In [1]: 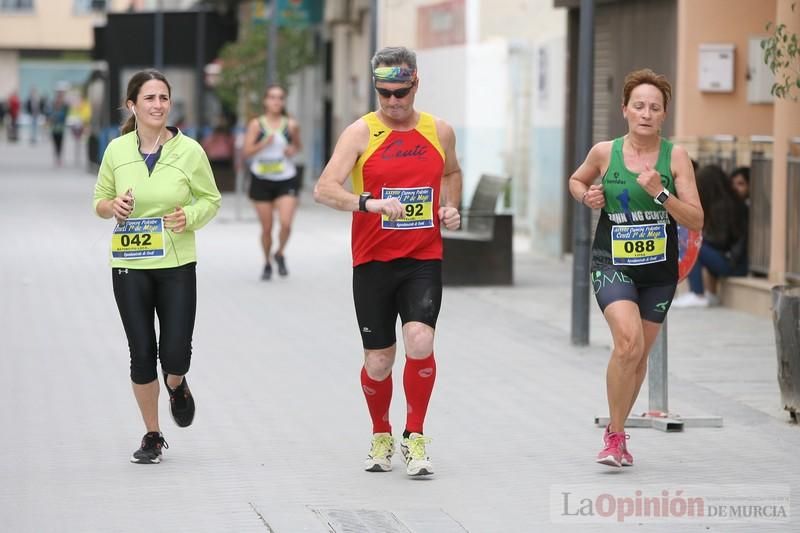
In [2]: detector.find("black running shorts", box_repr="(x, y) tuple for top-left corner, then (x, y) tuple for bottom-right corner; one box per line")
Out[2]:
(352, 258), (443, 350)
(592, 267), (677, 323)
(248, 175), (299, 202)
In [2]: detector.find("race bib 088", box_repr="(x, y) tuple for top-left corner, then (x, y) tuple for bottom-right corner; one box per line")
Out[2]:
(611, 223), (667, 266)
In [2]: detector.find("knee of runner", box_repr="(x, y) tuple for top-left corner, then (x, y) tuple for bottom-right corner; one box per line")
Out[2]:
(129, 348), (158, 384)
(364, 355), (393, 378)
(158, 345), (192, 377)
(612, 334), (644, 363)
(130, 365), (158, 385)
(404, 326), (435, 356)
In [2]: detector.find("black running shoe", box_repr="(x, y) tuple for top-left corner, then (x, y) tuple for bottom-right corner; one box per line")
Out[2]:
(163, 373), (195, 427)
(261, 263), (272, 281)
(274, 254), (288, 277)
(130, 432), (168, 464)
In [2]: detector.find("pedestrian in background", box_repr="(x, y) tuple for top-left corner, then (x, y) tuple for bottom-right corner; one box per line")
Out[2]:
(92, 69), (221, 464)
(242, 85), (301, 280)
(314, 46), (462, 477)
(568, 68), (703, 468)
(48, 88), (68, 166)
(26, 88), (44, 144)
(672, 164), (748, 308)
(7, 90), (20, 142)
(729, 166), (750, 204)
(0, 99), (6, 141)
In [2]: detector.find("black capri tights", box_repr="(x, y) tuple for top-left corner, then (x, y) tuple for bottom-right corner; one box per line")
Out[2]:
(112, 262), (197, 384)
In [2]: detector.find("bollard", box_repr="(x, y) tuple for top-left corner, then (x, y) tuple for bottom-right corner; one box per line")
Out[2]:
(772, 285), (800, 421)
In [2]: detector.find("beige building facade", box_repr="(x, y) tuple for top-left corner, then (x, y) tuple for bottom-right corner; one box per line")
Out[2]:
(675, 0), (799, 314)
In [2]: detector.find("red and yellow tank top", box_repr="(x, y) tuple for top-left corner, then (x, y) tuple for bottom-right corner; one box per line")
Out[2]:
(351, 111), (446, 266)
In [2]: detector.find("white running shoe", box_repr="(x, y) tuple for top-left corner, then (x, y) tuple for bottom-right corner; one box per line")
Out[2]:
(400, 433), (434, 477)
(705, 292), (721, 307)
(364, 433), (395, 472)
(671, 292), (709, 308)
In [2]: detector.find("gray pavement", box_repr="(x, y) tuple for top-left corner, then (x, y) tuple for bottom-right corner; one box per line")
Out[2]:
(0, 139), (798, 532)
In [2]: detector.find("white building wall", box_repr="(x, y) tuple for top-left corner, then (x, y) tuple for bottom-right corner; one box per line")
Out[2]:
(414, 40), (509, 205)
(377, 0), (567, 257)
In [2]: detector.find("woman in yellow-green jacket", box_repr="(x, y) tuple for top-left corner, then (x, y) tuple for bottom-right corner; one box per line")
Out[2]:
(93, 69), (221, 464)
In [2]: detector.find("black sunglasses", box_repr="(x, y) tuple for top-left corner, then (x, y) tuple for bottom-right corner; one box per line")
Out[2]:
(375, 82), (415, 99)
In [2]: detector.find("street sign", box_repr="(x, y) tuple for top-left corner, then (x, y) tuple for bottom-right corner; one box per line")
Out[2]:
(276, 0), (322, 28)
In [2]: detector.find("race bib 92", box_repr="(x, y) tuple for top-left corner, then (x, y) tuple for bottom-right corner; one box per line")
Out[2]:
(381, 187), (434, 230)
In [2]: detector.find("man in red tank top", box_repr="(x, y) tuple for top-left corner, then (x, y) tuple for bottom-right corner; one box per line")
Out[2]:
(314, 46), (462, 477)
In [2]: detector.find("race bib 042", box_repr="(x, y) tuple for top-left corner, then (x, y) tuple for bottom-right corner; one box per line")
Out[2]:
(112, 217), (165, 259)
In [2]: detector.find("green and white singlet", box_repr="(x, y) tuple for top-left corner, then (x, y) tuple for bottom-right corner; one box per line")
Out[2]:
(590, 136), (679, 286)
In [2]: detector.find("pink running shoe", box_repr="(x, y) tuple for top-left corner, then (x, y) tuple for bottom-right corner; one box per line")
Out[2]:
(603, 425), (634, 466)
(621, 442), (634, 467)
(596, 427), (628, 467)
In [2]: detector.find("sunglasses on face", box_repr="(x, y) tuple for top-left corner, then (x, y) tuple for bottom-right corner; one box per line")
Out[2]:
(374, 82), (415, 99)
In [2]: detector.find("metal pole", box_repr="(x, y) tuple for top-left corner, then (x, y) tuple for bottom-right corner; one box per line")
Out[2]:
(154, 0), (164, 69)
(570, 0), (594, 346)
(268, 0), (278, 85)
(648, 318), (669, 414)
(369, 0), (378, 110)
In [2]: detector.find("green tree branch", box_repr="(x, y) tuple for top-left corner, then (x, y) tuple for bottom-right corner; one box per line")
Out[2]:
(762, 2), (800, 100)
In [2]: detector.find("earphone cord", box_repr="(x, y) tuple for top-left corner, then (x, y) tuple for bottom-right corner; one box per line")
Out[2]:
(133, 111), (161, 166)
(131, 109), (179, 265)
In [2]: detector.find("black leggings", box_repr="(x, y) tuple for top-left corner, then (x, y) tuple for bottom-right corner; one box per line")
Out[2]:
(112, 262), (197, 384)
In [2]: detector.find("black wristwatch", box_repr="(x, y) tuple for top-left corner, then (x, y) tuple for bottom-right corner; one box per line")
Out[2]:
(653, 189), (670, 206)
(358, 191), (372, 212)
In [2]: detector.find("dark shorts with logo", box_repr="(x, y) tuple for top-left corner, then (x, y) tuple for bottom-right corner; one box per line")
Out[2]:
(592, 266), (677, 323)
(248, 175), (299, 202)
(352, 258), (442, 350)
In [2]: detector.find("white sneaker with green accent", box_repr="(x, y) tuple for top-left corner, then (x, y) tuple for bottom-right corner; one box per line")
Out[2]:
(364, 433), (395, 472)
(400, 433), (434, 476)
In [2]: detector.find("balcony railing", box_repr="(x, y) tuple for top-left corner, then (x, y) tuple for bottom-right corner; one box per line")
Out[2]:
(696, 134), (738, 174)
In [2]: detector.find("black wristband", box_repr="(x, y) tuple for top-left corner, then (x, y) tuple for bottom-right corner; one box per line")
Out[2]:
(358, 192), (372, 212)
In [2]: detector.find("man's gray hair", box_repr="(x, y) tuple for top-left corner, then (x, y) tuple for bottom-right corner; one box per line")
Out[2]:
(370, 46), (417, 71)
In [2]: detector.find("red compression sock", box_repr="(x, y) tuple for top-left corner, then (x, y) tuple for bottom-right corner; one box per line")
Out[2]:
(403, 353), (437, 434)
(361, 366), (392, 434)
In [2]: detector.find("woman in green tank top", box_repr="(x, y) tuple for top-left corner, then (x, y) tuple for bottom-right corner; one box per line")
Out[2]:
(568, 69), (703, 468)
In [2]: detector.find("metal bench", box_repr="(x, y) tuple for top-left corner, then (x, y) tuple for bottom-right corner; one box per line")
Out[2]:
(442, 174), (513, 286)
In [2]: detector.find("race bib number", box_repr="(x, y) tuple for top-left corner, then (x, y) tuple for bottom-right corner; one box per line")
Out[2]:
(611, 223), (667, 266)
(253, 159), (285, 176)
(112, 217), (165, 259)
(381, 187), (434, 230)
